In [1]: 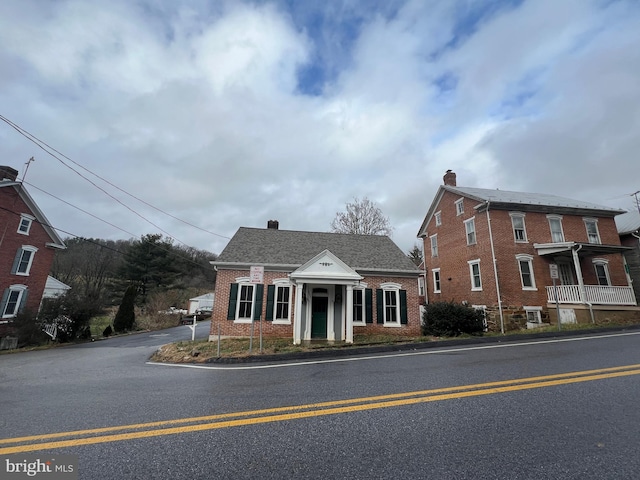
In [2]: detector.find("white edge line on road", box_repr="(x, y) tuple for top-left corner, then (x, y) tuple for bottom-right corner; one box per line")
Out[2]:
(145, 330), (640, 371)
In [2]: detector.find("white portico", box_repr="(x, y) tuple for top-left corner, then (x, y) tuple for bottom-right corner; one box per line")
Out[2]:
(289, 250), (363, 344)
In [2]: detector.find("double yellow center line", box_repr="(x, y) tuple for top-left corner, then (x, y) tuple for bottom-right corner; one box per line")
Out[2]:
(2, 364), (640, 454)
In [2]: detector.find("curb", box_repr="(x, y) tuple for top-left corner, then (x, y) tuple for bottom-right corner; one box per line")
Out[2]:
(202, 324), (640, 365)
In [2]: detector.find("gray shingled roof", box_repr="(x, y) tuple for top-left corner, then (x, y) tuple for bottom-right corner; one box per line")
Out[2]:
(446, 186), (625, 213)
(214, 227), (420, 273)
(615, 210), (640, 235)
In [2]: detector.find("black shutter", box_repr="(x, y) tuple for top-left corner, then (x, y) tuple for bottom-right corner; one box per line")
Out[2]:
(400, 290), (408, 324)
(10, 249), (22, 274)
(18, 289), (29, 313)
(0, 289), (9, 316)
(265, 285), (275, 321)
(365, 289), (373, 323)
(376, 289), (384, 324)
(253, 284), (264, 321)
(227, 283), (238, 320)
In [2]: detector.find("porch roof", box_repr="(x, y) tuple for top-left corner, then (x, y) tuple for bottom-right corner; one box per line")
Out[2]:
(533, 242), (631, 258)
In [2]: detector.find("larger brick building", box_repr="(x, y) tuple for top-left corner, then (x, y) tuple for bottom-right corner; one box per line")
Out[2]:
(418, 171), (638, 332)
(0, 165), (66, 338)
(209, 222), (422, 344)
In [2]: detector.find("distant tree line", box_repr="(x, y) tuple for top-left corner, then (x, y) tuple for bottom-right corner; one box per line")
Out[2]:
(32, 234), (218, 339)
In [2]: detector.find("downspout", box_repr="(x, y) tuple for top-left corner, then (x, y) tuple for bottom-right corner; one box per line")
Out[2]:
(485, 202), (504, 334)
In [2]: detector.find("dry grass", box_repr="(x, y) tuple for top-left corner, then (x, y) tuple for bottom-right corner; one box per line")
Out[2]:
(151, 334), (432, 363)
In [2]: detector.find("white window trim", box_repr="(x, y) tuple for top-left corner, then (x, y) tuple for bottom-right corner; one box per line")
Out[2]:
(583, 218), (601, 245)
(352, 284), (367, 325)
(17, 214), (35, 235)
(468, 260), (482, 291)
(14, 245), (38, 276)
(592, 259), (611, 286)
(509, 212), (528, 243)
(432, 268), (441, 293)
(547, 215), (565, 243)
(380, 282), (402, 327)
(516, 254), (537, 291)
(430, 234), (438, 258)
(234, 277), (255, 323)
(418, 277), (425, 297)
(1, 284), (28, 318)
(272, 278), (292, 324)
(455, 198), (464, 216)
(524, 306), (543, 323)
(434, 211), (442, 226)
(464, 217), (476, 245)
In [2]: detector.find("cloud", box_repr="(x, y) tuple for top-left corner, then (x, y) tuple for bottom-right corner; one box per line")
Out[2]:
(1, 0), (639, 258)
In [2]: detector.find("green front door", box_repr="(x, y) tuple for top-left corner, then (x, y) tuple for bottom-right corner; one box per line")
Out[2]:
(311, 296), (328, 339)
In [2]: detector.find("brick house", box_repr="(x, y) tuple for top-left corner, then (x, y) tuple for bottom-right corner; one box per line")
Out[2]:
(616, 210), (640, 301)
(0, 166), (66, 338)
(418, 171), (638, 332)
(209, 222), (422, 344)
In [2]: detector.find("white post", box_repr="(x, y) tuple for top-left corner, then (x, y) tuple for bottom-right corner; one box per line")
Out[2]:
(345, 284), (354, 344)
(293, 282), (304, 345)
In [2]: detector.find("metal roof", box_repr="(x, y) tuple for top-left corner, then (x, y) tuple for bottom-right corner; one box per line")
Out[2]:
(615, 210), (640, 235)
(214, 227), (420, 273)
(446, 186), (625, 213)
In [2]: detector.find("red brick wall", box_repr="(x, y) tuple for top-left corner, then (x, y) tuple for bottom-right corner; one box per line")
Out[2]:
(422, 191), (630, 330)
(0, 186), (58, 333)
(210, 268), (422, 339)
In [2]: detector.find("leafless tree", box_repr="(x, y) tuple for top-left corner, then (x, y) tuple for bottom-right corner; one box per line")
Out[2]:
(330, 197), (393, 236)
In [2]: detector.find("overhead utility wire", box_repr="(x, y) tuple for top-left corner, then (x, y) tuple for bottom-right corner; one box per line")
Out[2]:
(0, 114), (230, 241)
(0, 204), (217, 272)
(0, 115), (191, 247)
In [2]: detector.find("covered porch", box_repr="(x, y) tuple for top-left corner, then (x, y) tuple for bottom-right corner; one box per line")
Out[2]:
(534, 242), (636, 306)
(289, 250), (363, 345)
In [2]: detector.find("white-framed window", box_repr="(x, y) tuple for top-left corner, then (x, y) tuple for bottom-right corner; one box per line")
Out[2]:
(547, 215), (565, 243)
(380, 282), (401, 326)
(455, 198), (464, 216)
(432, 268), (441, 293)
(468, 260), (482, 291)
(12, 246), (38, 276)
(510, 213), (527, 242)
(1, 285), (28, 319)
(464, 217), (476, 245)
(230, 277), (255, 323)
(353, 288), (365, 324)
(418, 277), (425, 296)
(524, 306), (542, 323)
(17, 214), (34, 235)
(584, 218), (601, 244)
(434, 211), (442, 226)
(516, 254), (537, 290)
(430, 234), (438, 257)
(273, 280), (291, 323)
(593, 259), (611, 286)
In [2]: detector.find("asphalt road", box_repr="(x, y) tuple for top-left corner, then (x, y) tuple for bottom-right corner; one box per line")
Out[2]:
(2, 326), (640, 479)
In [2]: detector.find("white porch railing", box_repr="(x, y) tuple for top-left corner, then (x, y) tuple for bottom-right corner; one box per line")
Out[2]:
(546, 285), (637, 306)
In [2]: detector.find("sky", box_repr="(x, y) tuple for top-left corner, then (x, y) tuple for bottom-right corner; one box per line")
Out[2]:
(1, 0), (639, 257)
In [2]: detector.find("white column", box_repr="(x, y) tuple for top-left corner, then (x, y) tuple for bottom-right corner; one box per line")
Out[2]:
(572, 248), (586, 303)
(293, 282), (304, 344)
(345, 284), (354, 344)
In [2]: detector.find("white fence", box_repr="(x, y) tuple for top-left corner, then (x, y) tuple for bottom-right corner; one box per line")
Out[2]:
(546, 285), (636, 306)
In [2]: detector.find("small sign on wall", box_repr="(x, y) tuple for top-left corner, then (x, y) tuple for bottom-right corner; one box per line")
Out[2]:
(250, 266), (264, 284)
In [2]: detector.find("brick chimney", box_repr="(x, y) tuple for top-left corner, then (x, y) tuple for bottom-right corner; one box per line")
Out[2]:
(443, 170), (456, 186)
(0, 166), (18, 181)
(267, 220), (279, 230)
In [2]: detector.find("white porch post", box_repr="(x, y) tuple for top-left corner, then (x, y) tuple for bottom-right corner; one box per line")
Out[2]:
(345, 284), (354, 344)
(572, 247), (586, 303)
(293, 282), (304, 345)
